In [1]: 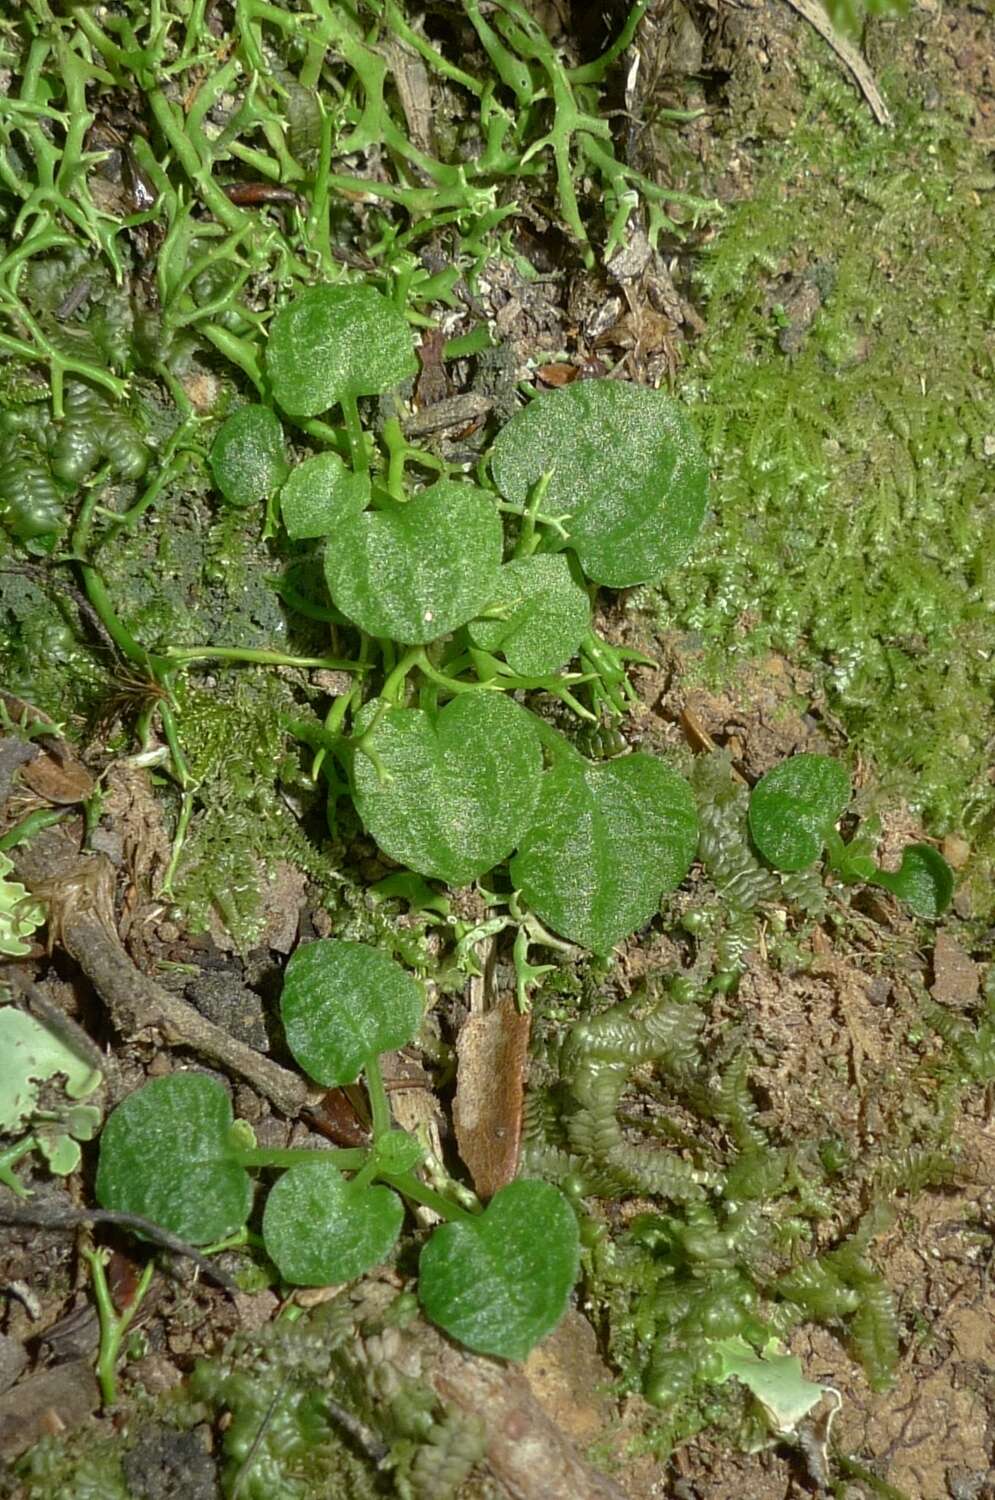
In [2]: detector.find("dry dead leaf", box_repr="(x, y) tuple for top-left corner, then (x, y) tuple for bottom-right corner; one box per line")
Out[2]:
(454, 995), (530, 1199)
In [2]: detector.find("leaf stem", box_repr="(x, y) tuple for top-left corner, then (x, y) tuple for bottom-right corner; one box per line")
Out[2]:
(232, 1146), (368, 1171)
(161, 647), (364, 671)
(339, 392), (370, 472)
(84, 1247), (156, 1407)
(379, 1171), (480, 1225)
(363, 1053), (392, 1141)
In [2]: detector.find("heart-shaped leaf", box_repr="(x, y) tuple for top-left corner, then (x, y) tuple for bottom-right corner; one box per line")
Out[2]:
(266, 284), (417, 418)
(210, 404), (289, 508)
(490, 379), (708, 587)
(280, 452), (370, 540)
(281, 939), (424, 1086)
(95, 1073), (252, 1244)
(351, 694), (543, 886)
(748, 754), (852, 872)
(872, 843), (953, 919)
(510, 751), (698, 954)
(418, 1179), (579, 1360)
(262, 1160), (403, 1285)
(324, 480), (503, 644)
(467, 554), (591, 675)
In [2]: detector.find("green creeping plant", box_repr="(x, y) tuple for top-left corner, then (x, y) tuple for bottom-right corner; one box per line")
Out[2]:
(202, 281), (713, 960)
(140, 285), (957, 974)
(748, 752), (954, 919)
(96, 939), (580, 1362)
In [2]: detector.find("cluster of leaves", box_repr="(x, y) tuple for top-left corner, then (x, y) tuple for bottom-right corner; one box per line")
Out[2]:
(0, 851), (45, 957)
(204, 285), (950, 970)
(201, 279), (711, 957)
(0, 0), (977, 1464)
(0, 992), (103, 1189)
(96, 939), (579, 1362)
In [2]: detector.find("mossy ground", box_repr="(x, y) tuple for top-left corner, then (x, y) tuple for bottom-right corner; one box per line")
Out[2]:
(659, 34), (994, 916)
(1, 4), (993, 1499)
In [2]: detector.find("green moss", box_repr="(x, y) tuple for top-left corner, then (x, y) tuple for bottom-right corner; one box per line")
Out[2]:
(9, 1435), (132, 1500)
(660, 60), (994, 898)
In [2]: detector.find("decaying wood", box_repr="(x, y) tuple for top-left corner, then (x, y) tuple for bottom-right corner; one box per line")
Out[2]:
(431, 1339), (629, 1500)
(12, 830), (310, 1117)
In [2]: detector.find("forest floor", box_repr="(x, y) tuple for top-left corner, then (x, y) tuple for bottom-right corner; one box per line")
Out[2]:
(0, 2), (993, 1498)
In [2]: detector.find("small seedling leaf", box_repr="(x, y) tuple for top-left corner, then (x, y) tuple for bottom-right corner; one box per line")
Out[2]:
(324, 480), (503, 644)
(280, 452), (370, 539)
(95, 1074), (252, 1244)
(490, 379), (708, 587)
(262, 1161), (404, 1285)
(372, 1129), (425, 1177)
(748, 754), (852, 872)
(280, 939), (424, 1086)
(266, 284), (417, 417)
(873, 843), (954, 919)
(418, 1179), (579, 1360)
(351, 694), (543, 886)
(467, 554), (591, 675)
(209, 404), (289, 508)
(510, 752), (698, 954)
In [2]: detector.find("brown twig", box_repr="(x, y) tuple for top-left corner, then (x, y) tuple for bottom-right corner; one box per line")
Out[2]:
(0, 1200), (239, 1294)
(780, 0), (892, 126)
(12, 832), (310, 1117)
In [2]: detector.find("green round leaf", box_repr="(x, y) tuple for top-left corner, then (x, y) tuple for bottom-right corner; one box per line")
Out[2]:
(281, 939), (424, 1086)
(95, 1074), (252, 1245)
(351, 694), (543, 886)
(209, 404), (289, 508)
(872, 844), (953, 919)
(748, 754), (852, 872)
(418, 1180), (579, 1361)
(510, 752), (698, 954)
(324, 480), (503, 644)
(263, 1161), (403, 1285)
(266, 284), (417, 418)
(490, 379), (708, 587)
(372, 1129), (425, 1177)
(280, 452), (370, 540)
(467, 554), (591, 675)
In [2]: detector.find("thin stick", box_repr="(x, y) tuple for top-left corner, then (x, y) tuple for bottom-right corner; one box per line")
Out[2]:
(0, 1201), (239, 1294)
(781, 0), (892, 126)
